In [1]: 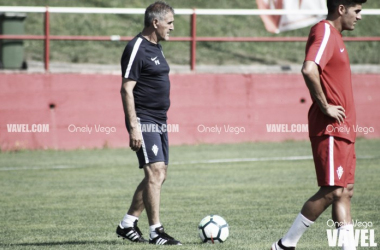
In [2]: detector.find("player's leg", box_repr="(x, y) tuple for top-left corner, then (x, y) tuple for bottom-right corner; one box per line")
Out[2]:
(271, 136), (327, 249)
(135, 122), (167, 228)
(272, 186), (352, 249)
(116, 120), (160, 243)
(124, 133), (174, 223)
(142, 161), (167, 226)
(116, 184), (148, 241)
(116, 179), (148, 243)
(332, 184), (354, 223)
(141, 124), (179, 245)
(331, 141), (356, 250)
(271, 187), (333, 250)
(332, 141), (355, 225)
(271, 136), (352, 249)
(301, 186), (341, 221)
(127, 179), (146, 217)
(143, 162), (181, 245)
(331, 185), (355, 250)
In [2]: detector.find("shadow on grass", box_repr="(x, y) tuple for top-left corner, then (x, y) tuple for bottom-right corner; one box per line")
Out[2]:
(2, 240), (205, 247)
(0, 240), (118, 247)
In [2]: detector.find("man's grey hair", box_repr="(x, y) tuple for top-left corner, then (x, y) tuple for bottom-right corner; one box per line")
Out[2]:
(144, 1), (174, 28)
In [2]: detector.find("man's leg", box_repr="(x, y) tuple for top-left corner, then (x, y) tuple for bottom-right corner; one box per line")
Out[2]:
(273, 186), (338, 249)
(142, 162), (181, 245)
(117, 179), (149, 243)
(332, 184), (354, 224)
(116, 162), (167, 243)
(120, 178), (146, 228)
(272, 136), (356, 250)
(120, 162), (166, 229)
(332, 139), (356, 250)
(333, 184), (355, 250)
(301, 186), (341, 221)
(119, 178), (146, 229)
(274, 185), (353, 250)
(123, 122), (167, 227)
(142, 161), (167, 226)
(126, 179), (147, 218)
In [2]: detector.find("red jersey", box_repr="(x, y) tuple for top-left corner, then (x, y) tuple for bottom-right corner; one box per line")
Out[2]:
(305, 20), (356, 142)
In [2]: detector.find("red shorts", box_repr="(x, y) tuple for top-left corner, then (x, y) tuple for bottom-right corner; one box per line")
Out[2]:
(310, 135), (356, 187)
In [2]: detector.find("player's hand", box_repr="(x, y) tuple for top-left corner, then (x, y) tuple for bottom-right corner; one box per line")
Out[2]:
(322, 104), (346, 124)
(129, 127), (142, 151)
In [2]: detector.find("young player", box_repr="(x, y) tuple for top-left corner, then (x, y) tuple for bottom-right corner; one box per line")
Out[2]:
(271, 0), (367, 249)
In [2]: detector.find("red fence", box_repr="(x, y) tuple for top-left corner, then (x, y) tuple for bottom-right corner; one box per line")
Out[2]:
(1, 6), (380, 71)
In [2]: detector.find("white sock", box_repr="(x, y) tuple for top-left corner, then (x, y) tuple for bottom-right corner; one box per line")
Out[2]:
(121, 214), (138, 228)
(339, 224), (356, 250)
(149, 223), (162, 239)
(281, 213), (314, 247)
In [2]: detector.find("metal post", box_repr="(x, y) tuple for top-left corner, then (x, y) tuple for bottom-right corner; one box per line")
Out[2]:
(190, 9), (196, 71)
(44, 6), (50, 71)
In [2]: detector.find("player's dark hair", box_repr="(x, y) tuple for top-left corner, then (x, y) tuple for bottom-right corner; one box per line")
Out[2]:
(144, 1), (174, 28)
(327, 0), (367, 14)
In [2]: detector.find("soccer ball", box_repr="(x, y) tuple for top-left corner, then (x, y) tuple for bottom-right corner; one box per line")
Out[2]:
(198, 215), (229, 243)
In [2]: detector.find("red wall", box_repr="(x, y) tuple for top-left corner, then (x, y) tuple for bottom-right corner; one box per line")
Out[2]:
(0, 73), (379, 150)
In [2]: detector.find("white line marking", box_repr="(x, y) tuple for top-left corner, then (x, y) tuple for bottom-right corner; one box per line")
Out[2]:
(171, 155), (374, 165)
(0, 155), (374, 171)
(0, 165), (82, 171)
(171, 155), (313, 165)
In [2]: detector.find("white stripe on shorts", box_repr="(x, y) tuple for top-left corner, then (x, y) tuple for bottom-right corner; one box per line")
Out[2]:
(137, 118), (149, 164)
(329, 136), (334, 186)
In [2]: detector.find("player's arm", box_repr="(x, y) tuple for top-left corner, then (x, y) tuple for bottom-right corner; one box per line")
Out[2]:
(301, 61), (346, 124)
(120, 78), (142, 151)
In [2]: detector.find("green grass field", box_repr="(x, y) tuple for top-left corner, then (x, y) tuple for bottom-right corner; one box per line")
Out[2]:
(1, 0), (380, 65)
(1, 139), (379, 249)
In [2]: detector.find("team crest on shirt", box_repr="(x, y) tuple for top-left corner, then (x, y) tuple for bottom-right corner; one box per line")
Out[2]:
(337, 166), (344, 179)
(152, 144), (159, 156)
